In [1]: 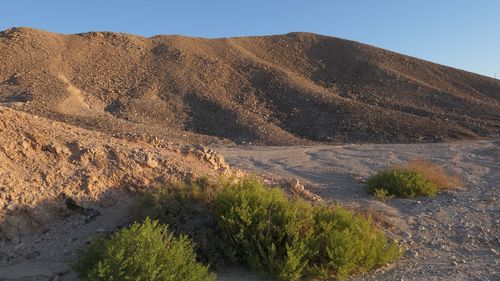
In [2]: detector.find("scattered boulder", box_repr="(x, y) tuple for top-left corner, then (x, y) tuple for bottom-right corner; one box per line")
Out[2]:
(61, 193), (100, 223)
(43, 143), (70, 156)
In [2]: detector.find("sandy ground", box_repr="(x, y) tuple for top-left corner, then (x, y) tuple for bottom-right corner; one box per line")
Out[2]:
(1, 140), (498, 280)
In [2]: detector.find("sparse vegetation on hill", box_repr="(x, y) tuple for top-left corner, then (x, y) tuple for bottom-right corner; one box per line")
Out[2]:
(138, 178), (402, 281)
(73, 218), (216, 281)
(367, 160), (461, 198)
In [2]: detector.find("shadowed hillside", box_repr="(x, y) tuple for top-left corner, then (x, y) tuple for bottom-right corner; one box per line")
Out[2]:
(1, 27), (499, 145)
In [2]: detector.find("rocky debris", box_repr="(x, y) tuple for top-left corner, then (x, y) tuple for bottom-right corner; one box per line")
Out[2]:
(130, 148), (162, 169)
(0, 106), (233, 240)
(182, 144), (231, 172)
(255, 175), (323, 202)
(43, 143), (70, 156)
(287, 179), (323, 202)
(145, 156), (159, 168)
(61, 193), (100, 223)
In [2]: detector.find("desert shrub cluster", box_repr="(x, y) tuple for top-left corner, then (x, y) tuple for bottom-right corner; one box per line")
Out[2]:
(134, 177), (401, 281)
(214, 179), (401, 280)
(73, 218), (216, 281)
(367, 160), (462, 199)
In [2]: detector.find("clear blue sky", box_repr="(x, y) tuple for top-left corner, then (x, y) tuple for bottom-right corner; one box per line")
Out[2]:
(1, 0), (499, 78)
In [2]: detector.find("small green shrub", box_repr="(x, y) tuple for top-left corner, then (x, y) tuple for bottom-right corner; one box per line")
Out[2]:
(214, 179), (314, 280)
(134, 179), (226, 264)
(310, 206), (401, 280)
(366, 170), (439, 198)
(373, 188), (394, 201)
(393, 160), (462, 189)
(73, 218), (216, 281)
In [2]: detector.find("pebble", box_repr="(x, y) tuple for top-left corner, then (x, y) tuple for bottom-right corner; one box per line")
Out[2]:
(95, 228), (106, 233)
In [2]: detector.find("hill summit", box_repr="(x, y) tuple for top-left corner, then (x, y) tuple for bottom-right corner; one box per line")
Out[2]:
(1, 27), (499, 145)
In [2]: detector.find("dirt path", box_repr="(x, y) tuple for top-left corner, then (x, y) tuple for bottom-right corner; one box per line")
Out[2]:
(217, 140), (500, 281)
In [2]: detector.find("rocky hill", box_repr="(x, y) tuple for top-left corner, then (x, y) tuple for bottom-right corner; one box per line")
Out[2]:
(1, 27), (499, 145)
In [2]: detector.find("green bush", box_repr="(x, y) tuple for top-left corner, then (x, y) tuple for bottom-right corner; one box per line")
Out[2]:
(366, 170), (439, 198)
(139, 178), (401, 281)
(214, 179), (314, 280)
(134, 179), (226, 264)
(73, 218), (216, 281)
(373, 188), (394, 201)
(214, 179), (401, 281)
(311, 206), (401, 280)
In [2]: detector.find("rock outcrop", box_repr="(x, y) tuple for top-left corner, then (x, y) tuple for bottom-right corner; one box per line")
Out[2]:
(0, 106), (231, 239)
